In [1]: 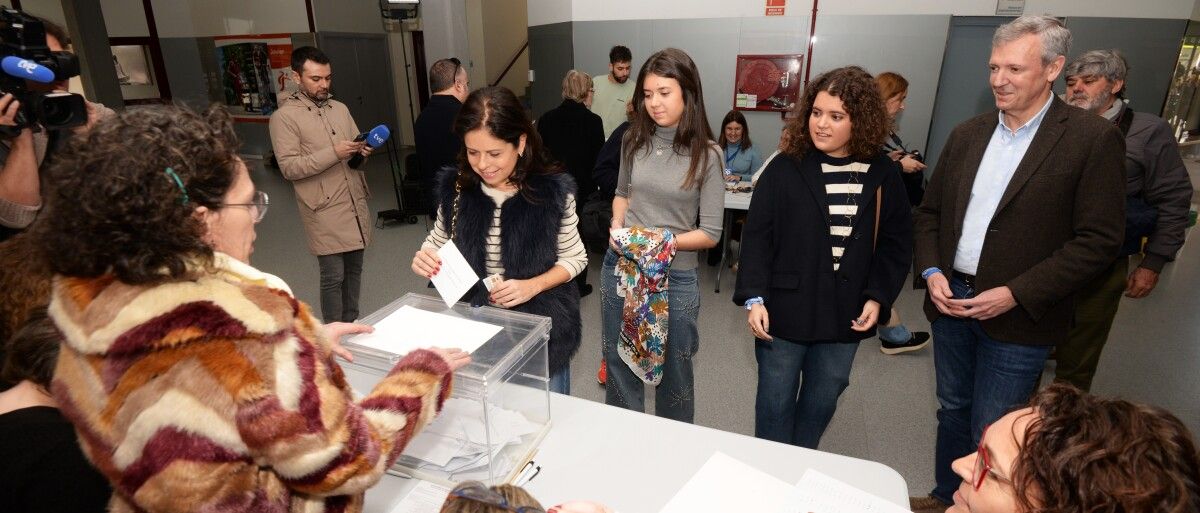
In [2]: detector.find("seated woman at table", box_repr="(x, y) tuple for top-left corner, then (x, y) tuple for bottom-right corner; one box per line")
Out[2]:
(411, 86), (586, 395)
(439, 482), (614, 513)
(938, 383), (1199, 513)
(733, 66), (912, 449)
(35, 104), (469, 513)
(718, 109), (764, 182)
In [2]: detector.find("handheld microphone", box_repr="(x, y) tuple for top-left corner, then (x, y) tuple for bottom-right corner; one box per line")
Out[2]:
(1, 56), (56, 83)
(349, 124), (391, 169)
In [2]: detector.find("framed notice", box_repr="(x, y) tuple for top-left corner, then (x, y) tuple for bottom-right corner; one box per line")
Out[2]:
(733, 54), (803, 112)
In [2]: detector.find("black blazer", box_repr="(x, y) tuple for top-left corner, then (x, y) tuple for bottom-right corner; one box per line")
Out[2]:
(537, 100), (605, 204)
(733, 151), (913, 342)
(414, 95), (463, 183)
(913, 97), (1126, 345)
(592, 121), (630, 203)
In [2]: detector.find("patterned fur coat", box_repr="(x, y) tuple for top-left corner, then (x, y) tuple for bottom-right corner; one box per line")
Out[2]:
(49, 253), (452, 513)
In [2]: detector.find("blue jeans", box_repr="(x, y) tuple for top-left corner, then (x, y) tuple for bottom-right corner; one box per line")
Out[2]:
(549, 365), (570, 395)
(755, 337), (859, 449)
(601, 249), (700, 423)
(930, 276), (1052, 503)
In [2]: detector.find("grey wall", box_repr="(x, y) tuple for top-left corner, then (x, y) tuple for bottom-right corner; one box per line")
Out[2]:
(554, 15), (949, 155)
(926, 16), (1188, 170)
(158, 32), (319, 157)
(529, 22), (574, 117)
(160, 38), (212, 110)
(1062, 17), (1188, 115)
(809, 15), (952, 158)
(925, 17), (1007, 170)
(569, 17), (811, 151)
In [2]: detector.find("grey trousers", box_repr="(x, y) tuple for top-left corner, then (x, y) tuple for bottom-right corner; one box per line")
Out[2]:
(317, 249), (364, 323)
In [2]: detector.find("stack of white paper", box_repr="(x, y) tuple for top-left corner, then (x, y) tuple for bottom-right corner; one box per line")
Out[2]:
(659, 452), (911, 513)
(349, 305), (501, 356)
(400, 397), (540, 481)
(784, 469), (911, 513)
(389, 480), (451, 513)
(658, 452), (795, 513)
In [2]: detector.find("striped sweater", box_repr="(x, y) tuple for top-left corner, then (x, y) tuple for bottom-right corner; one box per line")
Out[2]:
(820, 157), (870, 271)
(48, 253), (453, 513)
(422, 184), (587, 279)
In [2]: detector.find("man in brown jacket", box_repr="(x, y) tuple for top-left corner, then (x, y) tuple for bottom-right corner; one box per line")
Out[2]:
(269, 46), (372, 322)
(909, 16), (1126, 512)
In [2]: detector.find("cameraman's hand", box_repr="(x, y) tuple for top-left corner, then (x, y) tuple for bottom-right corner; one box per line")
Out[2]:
(71, 101), (105, 135)
(335, 140), (366, 160)
(899, 154), (926, 173)
(0, 94), (20, 127)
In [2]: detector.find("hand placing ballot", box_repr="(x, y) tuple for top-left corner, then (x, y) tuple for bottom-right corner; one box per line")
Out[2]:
(429, 240), (481, 308)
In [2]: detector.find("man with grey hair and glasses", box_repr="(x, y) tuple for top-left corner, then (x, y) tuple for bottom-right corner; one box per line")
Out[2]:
(911, 16), (1126, 512)
(1057, 49), (1193, 391)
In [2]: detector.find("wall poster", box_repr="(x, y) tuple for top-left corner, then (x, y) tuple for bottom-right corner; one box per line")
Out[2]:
(214, 34), (295, 118)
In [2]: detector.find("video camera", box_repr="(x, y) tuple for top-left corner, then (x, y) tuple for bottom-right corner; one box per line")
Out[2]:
(0, 6), (87, 132)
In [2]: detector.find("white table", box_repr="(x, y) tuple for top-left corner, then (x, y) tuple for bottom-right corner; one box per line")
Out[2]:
(715, 189), (753, 293)
(364, 393), (908, 513)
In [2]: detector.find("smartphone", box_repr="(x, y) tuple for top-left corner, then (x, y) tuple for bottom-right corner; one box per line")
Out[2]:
(351, 132), (368, 142)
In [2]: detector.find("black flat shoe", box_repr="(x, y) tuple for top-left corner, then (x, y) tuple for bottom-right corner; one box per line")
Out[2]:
(880, 331), (931, 355)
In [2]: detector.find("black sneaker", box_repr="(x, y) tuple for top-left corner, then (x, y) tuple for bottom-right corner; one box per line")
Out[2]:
(880, 332), (931, 355)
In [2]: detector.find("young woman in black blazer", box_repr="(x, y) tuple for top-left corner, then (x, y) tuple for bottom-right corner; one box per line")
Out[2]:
(732, 66), (912, 449)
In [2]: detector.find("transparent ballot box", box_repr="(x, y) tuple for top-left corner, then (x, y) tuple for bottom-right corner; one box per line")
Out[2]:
(339, 293), (552, 486)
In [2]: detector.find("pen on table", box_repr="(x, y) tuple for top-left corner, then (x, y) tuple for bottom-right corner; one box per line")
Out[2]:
(515, 462), (541, 486)
(512, 461), (534, 484)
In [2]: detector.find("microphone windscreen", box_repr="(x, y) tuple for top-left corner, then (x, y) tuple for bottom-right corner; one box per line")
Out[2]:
(1, 56), (56, 83)
(366, 124), (391, 148)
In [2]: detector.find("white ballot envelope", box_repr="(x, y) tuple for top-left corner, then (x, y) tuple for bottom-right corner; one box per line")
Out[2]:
(431, 240), (480, 308)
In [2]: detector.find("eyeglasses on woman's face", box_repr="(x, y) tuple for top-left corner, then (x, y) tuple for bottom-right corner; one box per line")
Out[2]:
(449, 483), (545, 513)
(219, 190), (269, 223)
(973, 424), (1013, 490)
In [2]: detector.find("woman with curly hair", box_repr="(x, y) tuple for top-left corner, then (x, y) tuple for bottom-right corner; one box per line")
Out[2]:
(35, 104), (469, 513)
(946, 383), (1199, 513)
(732, 66), (912, 448)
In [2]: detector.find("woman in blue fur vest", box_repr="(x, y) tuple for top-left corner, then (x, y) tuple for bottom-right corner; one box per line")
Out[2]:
(411, 86), (586, 394)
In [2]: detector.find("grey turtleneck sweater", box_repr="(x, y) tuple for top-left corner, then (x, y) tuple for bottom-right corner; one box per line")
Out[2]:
(615, 125), (725, 270)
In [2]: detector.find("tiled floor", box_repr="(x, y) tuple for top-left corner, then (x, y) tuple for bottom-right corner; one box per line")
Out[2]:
(248, 152), (1199, 497)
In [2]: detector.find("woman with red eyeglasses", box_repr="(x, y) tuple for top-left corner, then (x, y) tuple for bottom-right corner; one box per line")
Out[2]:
(944, 383), (1199, 513)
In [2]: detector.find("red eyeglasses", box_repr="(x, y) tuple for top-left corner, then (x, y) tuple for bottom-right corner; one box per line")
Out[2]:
(972, 424), (1012, 490)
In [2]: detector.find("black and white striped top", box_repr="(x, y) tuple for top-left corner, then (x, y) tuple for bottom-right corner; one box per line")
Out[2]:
(821, 160), (869, 271)
(421, 184), (588, 278)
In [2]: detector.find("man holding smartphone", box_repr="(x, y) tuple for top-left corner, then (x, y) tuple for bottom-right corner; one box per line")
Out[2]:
(269, 46), (373, 322)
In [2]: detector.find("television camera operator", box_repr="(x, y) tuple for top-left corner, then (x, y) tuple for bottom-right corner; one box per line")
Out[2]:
(0, 11), (113, 241)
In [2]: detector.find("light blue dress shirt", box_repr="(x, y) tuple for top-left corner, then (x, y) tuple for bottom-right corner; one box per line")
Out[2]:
(953, 94), (1055, 275)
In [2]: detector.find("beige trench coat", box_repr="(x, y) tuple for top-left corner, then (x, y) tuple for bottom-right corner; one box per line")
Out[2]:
(268, 92), (372, 256)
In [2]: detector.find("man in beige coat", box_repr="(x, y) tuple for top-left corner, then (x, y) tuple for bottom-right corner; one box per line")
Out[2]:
(269, 46), (373, 322)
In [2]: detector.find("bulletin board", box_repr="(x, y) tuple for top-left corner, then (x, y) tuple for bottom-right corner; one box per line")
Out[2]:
(733, 54), (803, 112)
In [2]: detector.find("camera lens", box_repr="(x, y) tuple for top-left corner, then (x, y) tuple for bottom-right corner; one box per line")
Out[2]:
(36, 92), (87, 130)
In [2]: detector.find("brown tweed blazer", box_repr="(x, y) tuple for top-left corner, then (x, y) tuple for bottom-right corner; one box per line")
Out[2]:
(913, 96), (1126, 345)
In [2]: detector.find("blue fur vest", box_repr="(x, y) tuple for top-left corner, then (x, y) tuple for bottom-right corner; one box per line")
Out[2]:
(435, 166), (582, 373)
